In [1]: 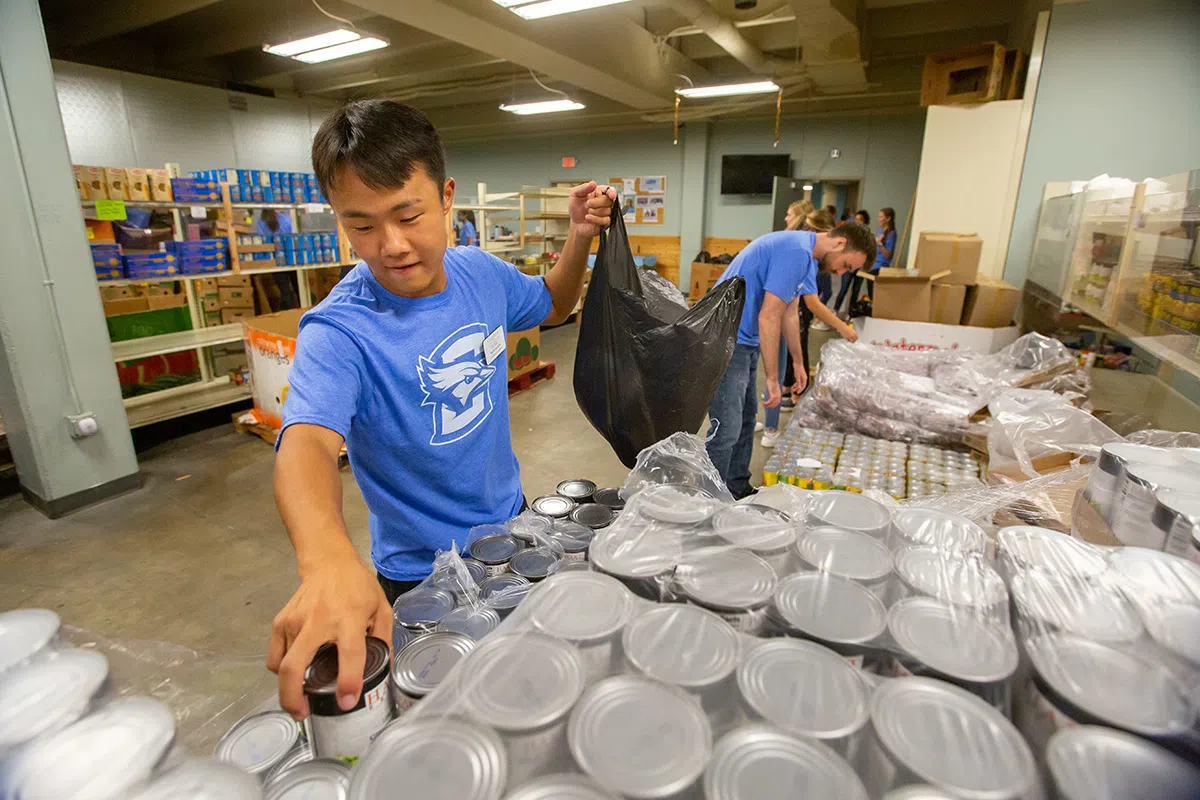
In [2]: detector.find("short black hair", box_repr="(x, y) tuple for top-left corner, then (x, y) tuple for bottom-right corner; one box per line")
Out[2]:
(312, 100), (446, 200)
(831, 221), (877, 267)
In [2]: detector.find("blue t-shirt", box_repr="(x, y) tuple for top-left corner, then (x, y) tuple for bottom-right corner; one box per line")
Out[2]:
(716, 230), (818, 347)
(874, 228), (896, 269)
(279, 248), (552, 580)
(458, 220), (476, 247)
(256, 214), (293, 237)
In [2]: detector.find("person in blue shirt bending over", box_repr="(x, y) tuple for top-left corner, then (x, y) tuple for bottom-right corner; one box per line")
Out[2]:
(457, 209), (477, 247)
(707, 222), (875, 499)
(267, 100), (615, 721)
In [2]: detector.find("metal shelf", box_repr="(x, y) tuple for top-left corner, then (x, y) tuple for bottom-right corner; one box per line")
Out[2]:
(110, 324), (244, 362)
(82, 200), (329, 211)
(97, 260), (357, 287)
(124, 378), (251, 428)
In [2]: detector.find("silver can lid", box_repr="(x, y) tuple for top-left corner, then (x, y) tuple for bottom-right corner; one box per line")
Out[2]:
(996, 526), (1107, 577)
(558, 479), (598, 500)
(550, 518), (597, 550)
(797, 526), (893, 582)
(676, 548), (778, 610)
(593, 487), (626, 511)
(11, 696), (176, 800)
(1125, 462), (1200, 492)
(1026, 633), (1195, 736)
(132, 759), (263, 800)
(392, 631), (476, 698)
(0, 648), (109, 750)
(1145, 602), (1200, 666)
(527, 571), (632, 642)
(505, 773), (618, 800)
(1153, 490), (1200, 536)
(478, 573), (531, 609)
(738, 639), (870, 739)
(711, 503), (796, 552)
(1108, 547), (1200, 604)
(430, 560), (486, 594)
(350, 718), (506, 800)
(459, 632), (585, 731)
(436, 605), (501, 640)
(0, 608), (60, 673)
(894, 546), (1007, 609)
(568, 675), (712, 799)
(1046, 725), (1200, 800)
(636, 483), (723, 524)
(263, 739), (313, 783)
(1010, 571), (1143, 643)
(887, 597), (1018, 683)
(215, 710), (302, 775)
(588, 528), (681, 578)
(806, 491), (891, 533)
(570, 503), (615, 530)
(622, 604), (740, 689)
(704, 725), (868, 800)
(532, 493), (576, 518)
(392, 587), (455, 630)
(265, 758), (351, 800)
(771, 571), (886, 644)
(871, 678), (1037, 799)
(470, 533), (523, 564)
(891, 508), (987, 554)
(511, 547), (561, 580)
(881, 787), (961, 800)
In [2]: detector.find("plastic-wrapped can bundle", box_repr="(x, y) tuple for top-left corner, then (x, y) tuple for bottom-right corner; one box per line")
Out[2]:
(892, 546), (1008, 616)
(806, 491), (892, 539)
(526, 571), (633, 683)
(567, 675), (711, 799)
(704, 725), (869, 800)
(215, 709), (304, 781)
(1009, 571), (1143, 644)
(429, 559), (487, 602)
(264, 758), (350, 800)
(1085, 442), (1184, 523)
(134, 759), (263, 800)
(0, 609), (61, 674)
(391, 632), (475, 713)
(349, 718), (507, 800)
(1110, 463), (1200, 549)
(393, 588), (455, 639)
(477, 573), (532, 619)
(710, 503), (797, 577)
(860, 678), (1040, 799)
(769, 571), (887, 671)
(1153, 490), (1200, 559)
(995, 526), (1107, 585)
(622, 604), (741, 732)
(675, 548), (777, 635)
(885, 597), (1019, 715)
(796, 526), (893, 602)
(0, 648), (109, 754)
(1016, 634), (1197, 762)
(458, 633), (586, 788)
(437, 605), (501, 640)
(469, 532), (524, 576)
(1045, 725), (1200, 800)
(589, 526), (680, 601)
(888, 508), (988, 555)
(505, 773), (618, 799)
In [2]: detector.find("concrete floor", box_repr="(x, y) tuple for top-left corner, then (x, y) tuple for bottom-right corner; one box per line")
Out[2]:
(1, 324), (1197, 750)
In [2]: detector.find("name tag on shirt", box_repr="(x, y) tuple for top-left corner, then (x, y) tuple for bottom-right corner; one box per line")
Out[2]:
(483, 326), (506, 365)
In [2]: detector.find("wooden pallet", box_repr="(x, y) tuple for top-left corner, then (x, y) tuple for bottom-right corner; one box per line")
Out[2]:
(232, 412), (349, 469)
(508, 361), (556, 395)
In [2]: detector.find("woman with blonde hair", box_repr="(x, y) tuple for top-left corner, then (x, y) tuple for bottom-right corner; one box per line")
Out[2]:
(784, 199), (814, 231)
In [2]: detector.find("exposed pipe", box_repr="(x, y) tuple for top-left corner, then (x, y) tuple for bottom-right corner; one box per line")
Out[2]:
(670, 0), (798, 76)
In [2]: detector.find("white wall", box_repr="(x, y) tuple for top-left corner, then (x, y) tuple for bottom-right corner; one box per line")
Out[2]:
(52, 60), (335, 174)
(905, 101), (1025, 278)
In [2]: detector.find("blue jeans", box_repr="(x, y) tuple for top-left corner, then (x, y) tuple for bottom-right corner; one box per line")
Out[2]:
(706, 344), (759, 499)
(762, 336), (788, 431)
(817, 272), (832, 304)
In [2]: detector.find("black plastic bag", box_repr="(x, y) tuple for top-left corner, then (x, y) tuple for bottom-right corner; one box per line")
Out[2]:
(574, 201), (746, 467)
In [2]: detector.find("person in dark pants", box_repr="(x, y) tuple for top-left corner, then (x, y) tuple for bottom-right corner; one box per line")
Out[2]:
(259, 209), (300, 309)
(706, 223), (875, 498)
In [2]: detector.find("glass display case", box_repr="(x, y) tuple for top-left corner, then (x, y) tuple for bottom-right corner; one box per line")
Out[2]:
(1065, 180), (1139, 319)
(1027, 190), (1083, 300)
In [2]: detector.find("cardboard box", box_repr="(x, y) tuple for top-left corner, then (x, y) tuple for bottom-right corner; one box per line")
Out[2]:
(961, 277), (1021, 328)
(913, 232), (982, 285)
(203, 310), (222, 328)
(1071, 487), (1121, 547)
(217, 275), (252, 288)
(146, 284), (173, 297)
(221, 308), (255, 324)
(202, 297), (220, 312)
(127, 168), (150, 201)
(149, 168), (173, 202)
(81, 166), (109, 200)
(930, 284), (967, 325)
(854, 316), (1020, 354)
(507, 328), (541, 381)
(73, 165), (91, 200)
(689, 262), (724, 302)
(147, 292), (187, 310)
(100, 286), (134, 301)
(196, 278), (219, 296)
(871, 268), (938, 323)
(218, 286), (255, 308)
(103, 297), (149, 317)
(243, 309), (305, 428)
(104, 167), (130, 201)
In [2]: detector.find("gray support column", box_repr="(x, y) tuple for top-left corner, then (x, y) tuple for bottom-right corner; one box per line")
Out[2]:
(0, 0), (140, 517)
(678, 121), (711, 292)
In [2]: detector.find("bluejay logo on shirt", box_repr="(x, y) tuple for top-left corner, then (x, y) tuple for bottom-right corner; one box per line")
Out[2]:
(417, 323), (496, 446)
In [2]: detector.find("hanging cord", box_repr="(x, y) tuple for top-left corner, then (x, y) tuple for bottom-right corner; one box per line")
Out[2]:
(773, 88), (782, 147)
(673, 95), (681, 145)
(310, 0), (356, 29)
(529, 70), (570, 99)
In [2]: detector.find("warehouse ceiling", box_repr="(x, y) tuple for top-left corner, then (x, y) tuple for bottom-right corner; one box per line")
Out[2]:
(37, 0), (1046, 140)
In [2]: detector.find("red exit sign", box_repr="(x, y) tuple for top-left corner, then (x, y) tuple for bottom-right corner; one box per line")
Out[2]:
(561, 157), (576, 168)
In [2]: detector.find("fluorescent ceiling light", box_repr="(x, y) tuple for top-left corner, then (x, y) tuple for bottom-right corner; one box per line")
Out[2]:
(500, 99), (586, 115)
(802, 184), (814, 191)
(676, 80), (780, 98)
(293, 37), (388, 63)
(263, 29), (359, 58)
(498, 0), (632, 21)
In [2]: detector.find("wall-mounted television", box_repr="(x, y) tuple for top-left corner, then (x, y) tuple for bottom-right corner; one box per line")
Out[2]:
(721, 154), (791, 195)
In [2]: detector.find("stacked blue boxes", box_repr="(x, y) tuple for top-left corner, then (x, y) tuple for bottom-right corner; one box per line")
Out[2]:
(168, 238), (228, 275)
(92, 244), (123, 280)
(270, 233), (339, 266)
(171, 178), (221, 203)
(190, 170), (326, 205)
(123, 252), (179, 279)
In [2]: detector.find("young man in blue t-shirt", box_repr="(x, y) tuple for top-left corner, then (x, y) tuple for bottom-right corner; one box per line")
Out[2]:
(707, 223), (876, 498)
(267, 100), (615, 720)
